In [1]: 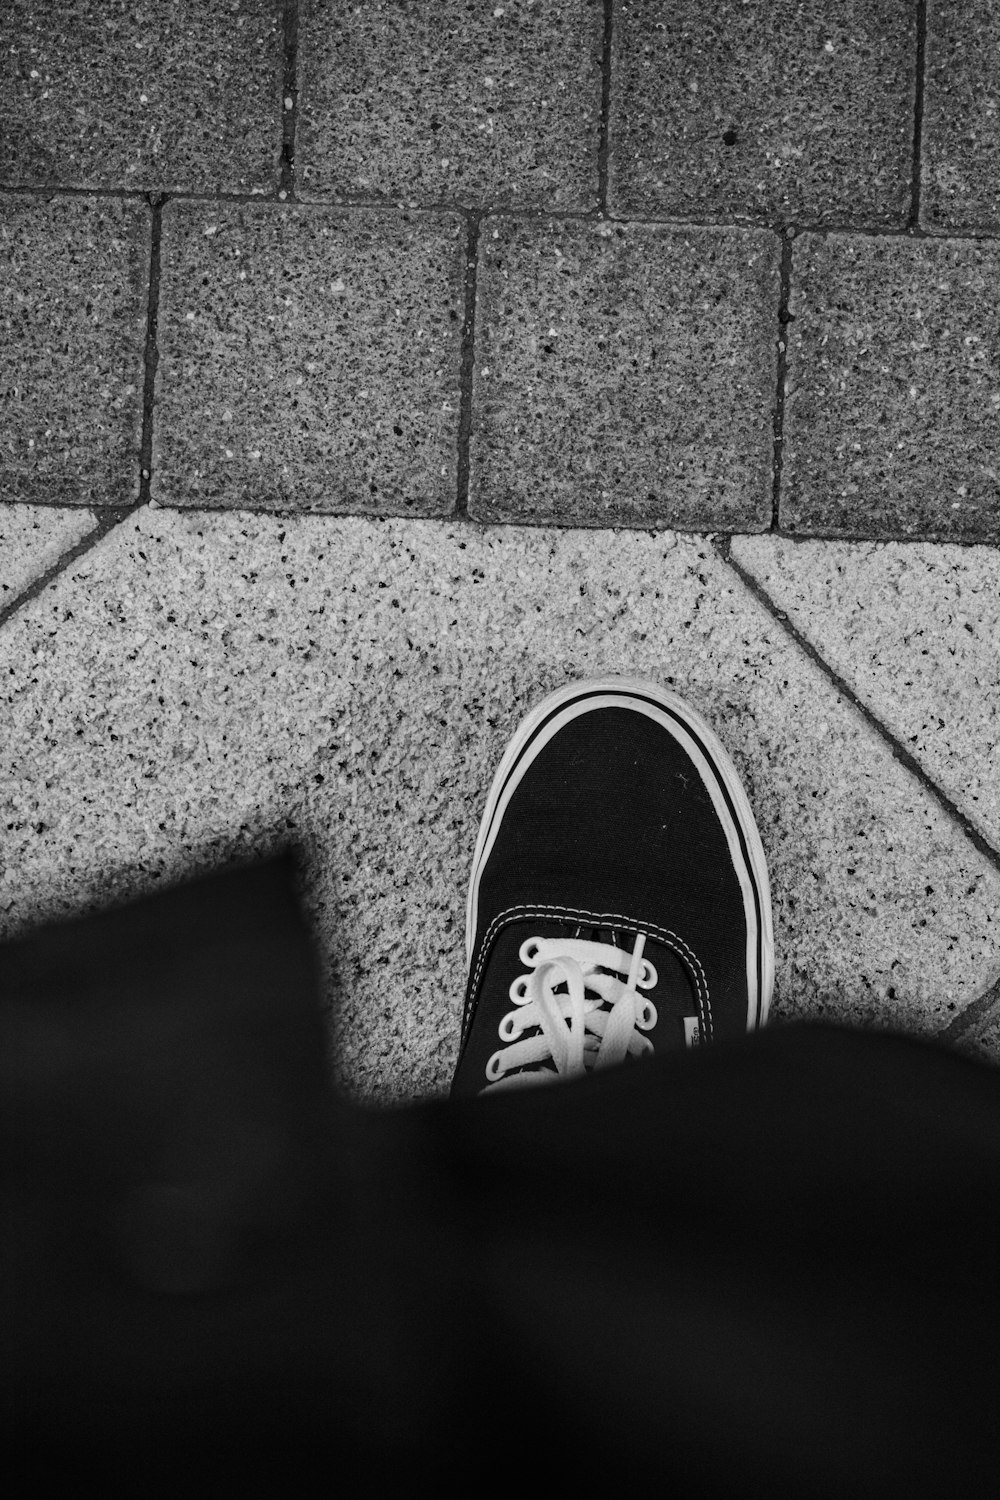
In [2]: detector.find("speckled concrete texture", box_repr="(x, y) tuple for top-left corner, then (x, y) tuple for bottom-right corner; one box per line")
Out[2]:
(152, 201), (465, 513)
(0, 0), (284, 194)
(1, 513), (997, 1106)
(0, 503), (96, 607)
(608, 0), (916, 227)
(783, 233), (1000, 541)
(469, 219), (778, 530)
(922, 0), (1000, 233)
(296, 0), (605, 210)
(731, 535), (1000, 850)
(0, 194), (148, 505)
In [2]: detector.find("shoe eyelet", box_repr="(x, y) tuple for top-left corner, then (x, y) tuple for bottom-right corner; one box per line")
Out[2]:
(509, 977), (529, 1003)
(499, 1015), (520, 1041)
(519, 938), (542, 965)
(486, 1051), (504, 1080)
(639, 960), (657, 988)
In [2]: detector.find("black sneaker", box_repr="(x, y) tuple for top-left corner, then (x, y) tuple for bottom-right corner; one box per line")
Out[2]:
(450, 676), (774, 1099)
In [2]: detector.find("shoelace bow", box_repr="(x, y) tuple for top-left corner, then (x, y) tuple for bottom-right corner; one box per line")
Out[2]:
(482, 932), (658, 1093)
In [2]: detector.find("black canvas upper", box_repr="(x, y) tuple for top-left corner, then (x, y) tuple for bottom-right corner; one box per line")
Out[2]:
(451, 691), (765, 1100)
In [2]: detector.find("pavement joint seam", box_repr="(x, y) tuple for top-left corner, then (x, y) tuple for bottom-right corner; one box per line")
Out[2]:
(455, 214), (482, 519)
(0, 512), (131, 634)
(279, 0), (300, 202)
(1, 513), (996, 639)
(938, 968), (1000, 1046)
(137, 193), (165, 508)
(767, 527), (994, 550)
(4, 180), (1000, 245)
(714, 534), (1000, 879)
(717, 528), (1000, 1031)
(771, 233), (793, 531)
(598, 0), (614, 214)
(911, 0), (928, 228)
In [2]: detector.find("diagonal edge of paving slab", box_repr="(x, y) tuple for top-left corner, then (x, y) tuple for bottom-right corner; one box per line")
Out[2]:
(729, 535), (1000, 855)
(0, 504), (101, 615)
(1, 511), (998, 1107)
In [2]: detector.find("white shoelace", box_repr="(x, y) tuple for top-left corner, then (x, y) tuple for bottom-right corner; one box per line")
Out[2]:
(481, 932), (659, 1094)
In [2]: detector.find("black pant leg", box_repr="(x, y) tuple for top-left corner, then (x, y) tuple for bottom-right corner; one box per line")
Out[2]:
(401, 1020), (1000, 1496)
(3, 849), (999, 1495)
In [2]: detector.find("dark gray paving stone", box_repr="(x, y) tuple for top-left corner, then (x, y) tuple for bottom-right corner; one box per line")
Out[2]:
(152, 201), (466, 513)
(468, 217), (780, 531)
(295, 0), (604, 210)
(608, 0), (916, 228)
(921, 0), (1000, 233)
(0, 194), (148, 505)
(783, 231), (1000, 541)
(1, 0), (283, 194)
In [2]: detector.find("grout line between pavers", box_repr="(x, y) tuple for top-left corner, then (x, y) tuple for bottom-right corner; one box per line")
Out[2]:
(911, 0), (928, 229)
(279, 0), (300, 201)
(0, 512), (134, 633)
(137, 192), (165, 505)
(766, 526), (993, 550)
(938, 967), (1000, 1045)
(597, 0), (614, 215)
(771, 231), (793, 530)
(3, 183), (1000, 245)
(455, 213), (482, 518)
(714, 534), (1000, 878)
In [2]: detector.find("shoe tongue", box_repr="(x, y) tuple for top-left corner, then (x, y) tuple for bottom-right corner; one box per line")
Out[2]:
(531, 919), (697, 1016)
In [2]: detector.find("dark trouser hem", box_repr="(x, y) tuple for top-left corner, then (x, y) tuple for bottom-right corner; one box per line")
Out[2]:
(3, 850), (999, 1494)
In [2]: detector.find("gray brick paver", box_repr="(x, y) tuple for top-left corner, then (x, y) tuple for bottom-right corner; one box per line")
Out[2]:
(152, 201), (466, 514)
(785, 231), (1000, 542)
(470, 217), (780, 531)
(0, 194), (148, 506)
(296, 0), (604, 211)
(922, 0), (1000, 234)
(0, 0), (284, 195)
(609, 0), (916, 229)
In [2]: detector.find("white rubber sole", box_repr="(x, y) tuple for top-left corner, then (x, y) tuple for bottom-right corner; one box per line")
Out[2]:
(466, 675), (775, 1033)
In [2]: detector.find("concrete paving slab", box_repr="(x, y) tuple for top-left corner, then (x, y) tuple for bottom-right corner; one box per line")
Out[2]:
(921, 0), (1000, 233)
(784, 231), (1000, 542)
(1, 512), (997, 1107)
(469, 218), (779, 531)
(0, 194), (148, 505)
(955, 985), (1000, 1065)
(0, 0), (283, 194)
(730, 535), (1000, 852)
(296, 0), (604, 210)
(608, 0), (915, 227)
(152, 201), (465, 514)
(0, 503), (97, 607)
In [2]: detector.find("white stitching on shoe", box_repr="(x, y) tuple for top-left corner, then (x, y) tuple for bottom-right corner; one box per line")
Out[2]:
(466, 903), (713, 1043)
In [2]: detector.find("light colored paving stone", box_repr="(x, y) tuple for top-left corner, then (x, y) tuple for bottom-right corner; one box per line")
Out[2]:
(0, 503), (97, 607)
(1, 513), (998, 1109)
(730, 535), (1000, 852)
